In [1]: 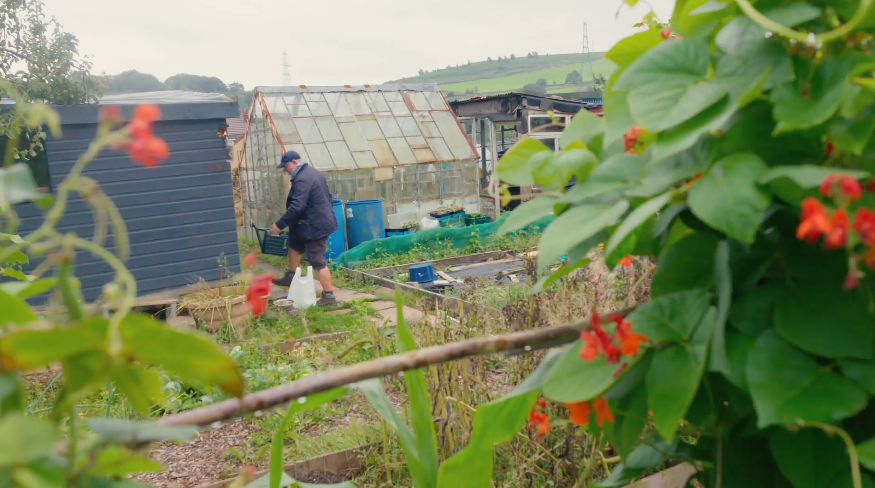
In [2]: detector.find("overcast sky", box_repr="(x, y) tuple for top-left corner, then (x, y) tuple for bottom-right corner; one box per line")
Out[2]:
(42, 0), (673, 89)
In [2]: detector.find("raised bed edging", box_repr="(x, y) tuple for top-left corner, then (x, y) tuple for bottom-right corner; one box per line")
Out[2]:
(367, 250), (512, 276)
(627, 463), (698, 488)
(195, 443), (378, 488)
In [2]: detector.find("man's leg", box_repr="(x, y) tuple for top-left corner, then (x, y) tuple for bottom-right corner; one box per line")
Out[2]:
(272, 241), (304, 287)
(306, 238), (336, 306)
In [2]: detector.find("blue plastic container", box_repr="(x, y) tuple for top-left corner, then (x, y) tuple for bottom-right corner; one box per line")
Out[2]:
(345, 199), (385, 249)
(385, 228), (412, 238)
(430, 209), (465, 224)
(325, 198), (347, 261)
(409, 263), (436, 283)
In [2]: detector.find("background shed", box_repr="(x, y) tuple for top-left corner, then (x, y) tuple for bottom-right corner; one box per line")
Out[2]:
(239, 84), (482, 242)
(5, 91), (240, 304)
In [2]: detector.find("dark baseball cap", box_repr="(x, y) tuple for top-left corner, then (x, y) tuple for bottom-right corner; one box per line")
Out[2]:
(277, 150), (301, 168)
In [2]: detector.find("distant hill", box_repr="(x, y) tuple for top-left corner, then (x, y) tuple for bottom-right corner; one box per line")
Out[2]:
(388, 52), (613, 95)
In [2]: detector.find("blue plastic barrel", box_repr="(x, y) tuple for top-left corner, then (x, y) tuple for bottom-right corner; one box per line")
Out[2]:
(345, 199), (385, 249)
(326, 198), (346, 261)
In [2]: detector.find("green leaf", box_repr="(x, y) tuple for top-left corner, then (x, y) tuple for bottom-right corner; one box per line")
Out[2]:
(392, 291), (439, 488)
(537, 200), (628, 271)
(630, 81), (728, 133)
(840, 359), (875, 395)
(614, 38), (710, 93)
(498, 197), (558, 236)
(605, 29), (664, 68)
(603, 90), (635, 148)
(710, 241), (731, 377)
(716, 4), (821, 54)
(604, 386), (648, 458)
(0, 278), (57, 298)
(593, 436), (687, 487)
(562, 152), (648, 203)
(0, 164), (43, 205)
(559, 109), (604, 150)
(772, 54), (875, 134)
(527, 151), (560, 186)
(728, 284), (780, 337)
(357, 378), (436, 488)
(0, 288), (38, 328)
(87, 418), (198, 443)
(605, 192), (671, 257)
(747, 331), (868, 428)
(604, 222), (644, 270)
(859, 436), (875, 472)
(649, 95), (736, 162)
(646, 307), (714, 440)
(90, 446), (165, 476)
(771, 428), (870, 488)
(270, 388), (349, 488)
(496, 138), (548, 186)
(627, 289), (711, 343)
(651, 232), (721, 297)
(542, 342), (645, 403)
(775, 280), (873, 360)
(529, 257), (592, 294)
(111, 364), (164, 415)
(436, 350), (563, 488)
(0, 413), (56, 464)
(688, 154), (771, 243)
(759, 165), (869, 188)
(830, 108), (875, 155)
(630, 137), (715, 198)
(0, 317), (108, 372)
(56, 351), (112, 414)
(715, 39), (794, 91)
(553, 148), (597, 185)
(120, 313), (244, 397)
(724, 330), (754, 389)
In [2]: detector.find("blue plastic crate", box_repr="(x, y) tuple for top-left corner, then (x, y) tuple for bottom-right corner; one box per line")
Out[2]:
(409, 263), (436, 283)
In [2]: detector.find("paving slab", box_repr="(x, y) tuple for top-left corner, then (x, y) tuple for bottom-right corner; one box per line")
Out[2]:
(333, 289), (376, 303)
(376, 306), (424, 327)
(369, 300), (397, 311)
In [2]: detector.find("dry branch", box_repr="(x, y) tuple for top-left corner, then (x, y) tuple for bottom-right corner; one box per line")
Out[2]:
(157, 307), (635, 427)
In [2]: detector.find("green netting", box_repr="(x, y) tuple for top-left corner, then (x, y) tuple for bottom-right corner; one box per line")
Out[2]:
(334, 212), (553, 268)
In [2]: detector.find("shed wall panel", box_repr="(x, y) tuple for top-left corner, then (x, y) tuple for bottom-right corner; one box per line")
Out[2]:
(11, 118), (239, 304)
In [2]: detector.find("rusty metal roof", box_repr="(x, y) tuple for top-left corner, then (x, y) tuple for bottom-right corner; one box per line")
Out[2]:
(251, 84), (478, 171)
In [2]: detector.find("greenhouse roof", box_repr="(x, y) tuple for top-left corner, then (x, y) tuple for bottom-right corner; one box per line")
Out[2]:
(253, 84), (479, 171)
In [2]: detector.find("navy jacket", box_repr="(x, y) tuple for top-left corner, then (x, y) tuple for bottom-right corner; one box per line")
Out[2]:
(275, 164), (338, 242)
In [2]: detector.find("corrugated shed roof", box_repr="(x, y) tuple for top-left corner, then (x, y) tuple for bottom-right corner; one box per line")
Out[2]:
(226, 110), (247, 141)
(252, 84), (478, 171)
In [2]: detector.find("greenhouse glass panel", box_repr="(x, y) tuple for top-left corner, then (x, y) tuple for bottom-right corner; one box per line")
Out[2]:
(338, 122), (370, 152)
(289, 104), (311, 117)
(304, 143), (335, 169)
(369, 139), (397, 167)
(324, 92), (354, 116)
(273, 115), (302, 144)
(285, 93), (306, 105)
(263, 95), (286, 115)
(396, 116), (422, 137)
(357, 119), (385, 141)
(376, 115), (403, 138)
(425, 91), (448, 110)
(387, 137), (416, 165)
(389, 101), (410, 116)
(383, 92), (402, 101)
(307, 101), (332, 116)
(427, 138), (454, 161)
(367, 92), (391, 113)
(294, 117), (323, 144)
(352, 151), (378, 168)
(432, 111), (477, 160)
(315, 116), (343, 142)
(326, 141), (356, 169)
(302, 93), (325, 102)
(345, 93), (372, 115)
(418, 120), (441, 138)
(407, 92), (431, 111)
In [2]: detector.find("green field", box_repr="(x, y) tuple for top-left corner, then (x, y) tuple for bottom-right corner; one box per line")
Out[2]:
(439, 58), (615, 94)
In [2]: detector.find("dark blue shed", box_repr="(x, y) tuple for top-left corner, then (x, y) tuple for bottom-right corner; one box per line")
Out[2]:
(9, 91), (240, 304)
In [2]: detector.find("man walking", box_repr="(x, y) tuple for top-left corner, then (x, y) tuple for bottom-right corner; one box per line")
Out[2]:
(270, 150), (338, 306)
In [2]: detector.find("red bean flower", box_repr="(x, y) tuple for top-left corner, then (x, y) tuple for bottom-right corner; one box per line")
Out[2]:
(593, 397), (615, 426)
(122, 104), (170, 168)
(618, 256), (633, 267)
(796, 197), (832, 243)
(245, 273), (274, 317)
(624, 125), (643, 153)
(566, 398), (614, 427)
(243, 252), (257, 268)
(660, 27), (672, 39)
(820, 173), (861, 201)
(579, 313), (646, 364)
(527, 399), (551, 437)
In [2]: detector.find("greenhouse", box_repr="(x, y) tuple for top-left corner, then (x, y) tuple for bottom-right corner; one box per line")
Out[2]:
(239, 84), (482, 242)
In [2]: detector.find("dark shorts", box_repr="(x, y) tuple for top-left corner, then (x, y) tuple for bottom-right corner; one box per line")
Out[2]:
(289, 236), (328, 271)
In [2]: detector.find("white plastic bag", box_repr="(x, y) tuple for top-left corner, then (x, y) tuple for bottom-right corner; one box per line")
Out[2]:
(419, 216), (440, 230)
(288, 266), (317, 309)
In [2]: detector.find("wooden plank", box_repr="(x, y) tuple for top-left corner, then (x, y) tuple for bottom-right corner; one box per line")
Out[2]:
(447, 257), (519, 273)
(626, 464), (699, 488)
(195, 444), (378, 488)
(339, 267), (500, 319)
(368, 250), (511, 276)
